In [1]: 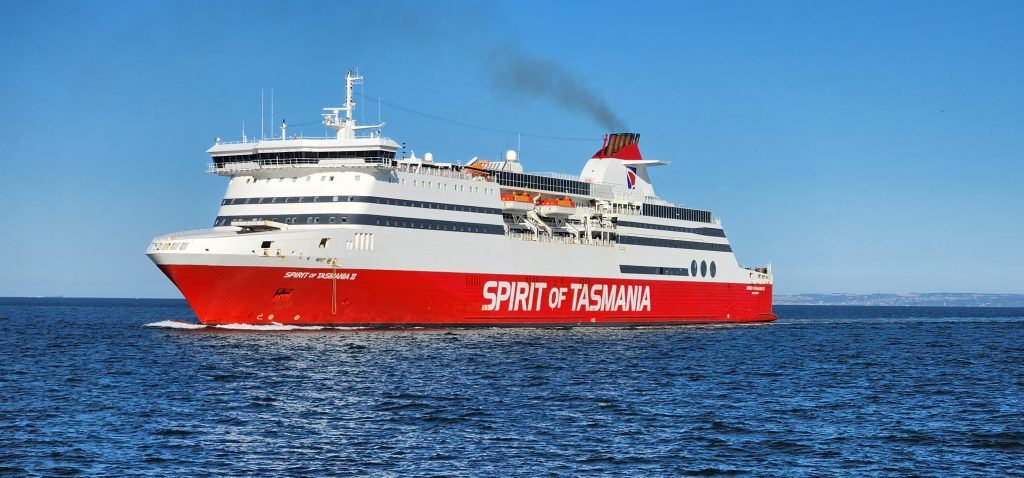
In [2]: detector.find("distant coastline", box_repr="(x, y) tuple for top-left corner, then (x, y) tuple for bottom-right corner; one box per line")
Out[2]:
(776, 293), (1024, 307)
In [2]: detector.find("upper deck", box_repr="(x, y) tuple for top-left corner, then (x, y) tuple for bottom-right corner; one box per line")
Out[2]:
(204, 71), (717, 225)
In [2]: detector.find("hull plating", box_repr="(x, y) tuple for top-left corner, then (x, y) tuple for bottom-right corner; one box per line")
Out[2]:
(160, 264), (775, 326)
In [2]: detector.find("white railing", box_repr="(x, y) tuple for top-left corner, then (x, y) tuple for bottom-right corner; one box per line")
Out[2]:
(160, 228), (218, 238)
(532, 171), (582, 181)
(207, 158), (389, 174)
(396, 163), (476, 181)
(213, 133), (395, 146)
(505, 230), (616, 247)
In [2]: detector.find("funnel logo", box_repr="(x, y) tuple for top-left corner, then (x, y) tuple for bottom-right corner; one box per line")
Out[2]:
(626, 166), (637, 189)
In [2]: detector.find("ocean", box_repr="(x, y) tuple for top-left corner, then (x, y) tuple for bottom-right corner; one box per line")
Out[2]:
(0, 298), (1021, 477)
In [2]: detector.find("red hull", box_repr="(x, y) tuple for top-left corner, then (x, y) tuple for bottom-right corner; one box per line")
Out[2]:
(159, 265), (776, 326)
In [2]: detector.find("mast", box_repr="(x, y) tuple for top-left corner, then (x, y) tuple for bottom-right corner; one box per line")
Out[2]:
(322, 69), (384, 140)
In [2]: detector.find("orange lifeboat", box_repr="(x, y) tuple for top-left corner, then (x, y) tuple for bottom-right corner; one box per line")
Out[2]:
(463, 160), (491, 178)
(500, 191), (535, 214)
(535, 196), (576, 217)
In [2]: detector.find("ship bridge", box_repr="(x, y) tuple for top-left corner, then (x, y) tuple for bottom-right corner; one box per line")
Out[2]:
(207, 70), (399, 176)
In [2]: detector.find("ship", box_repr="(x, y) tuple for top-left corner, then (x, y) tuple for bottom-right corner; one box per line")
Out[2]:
(147, 71), (775, 326)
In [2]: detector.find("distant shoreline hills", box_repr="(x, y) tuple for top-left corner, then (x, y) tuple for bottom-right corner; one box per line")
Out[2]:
(777, 293), (1024, 307)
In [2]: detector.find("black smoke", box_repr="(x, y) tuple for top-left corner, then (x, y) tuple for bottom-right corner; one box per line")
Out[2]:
(487, 45), (627, 132)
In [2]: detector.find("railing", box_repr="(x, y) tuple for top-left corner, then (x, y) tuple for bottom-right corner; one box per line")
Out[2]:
(159, 228), (218, 238)
(531, 171), (582, 181)
(396, 163), (477, 181)
(505, 230), (617, 247)
(207, 158), (393, 174)
(213, 133), (395, 145)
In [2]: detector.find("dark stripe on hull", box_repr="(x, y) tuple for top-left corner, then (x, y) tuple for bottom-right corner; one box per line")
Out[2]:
(618, 220), (726, 237)
(215, 213), (505, 234)
(619, 235), (732, 252)
(222, 194), (502, 215)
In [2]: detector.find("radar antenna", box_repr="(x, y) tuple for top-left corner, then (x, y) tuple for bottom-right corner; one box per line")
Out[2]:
(322, 69), (384, 140)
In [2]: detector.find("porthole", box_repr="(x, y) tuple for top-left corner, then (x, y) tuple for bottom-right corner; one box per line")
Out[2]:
(690, 260), (698, 277)
(701, 260), (707, 278)
(710, 261), (717, 278)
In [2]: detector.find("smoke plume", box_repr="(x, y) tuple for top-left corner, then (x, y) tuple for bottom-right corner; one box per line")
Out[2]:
(487, 45), (627, 131)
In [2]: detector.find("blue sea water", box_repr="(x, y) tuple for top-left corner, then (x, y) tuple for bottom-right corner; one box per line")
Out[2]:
(0, 298), (1022, 477)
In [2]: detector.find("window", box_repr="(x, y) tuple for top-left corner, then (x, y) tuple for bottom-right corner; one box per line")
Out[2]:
(261, 240), (273, 249)
(319, 238), (329, 248)
(329, 176), (335, 181)
(333, 196), (339, 202)
(329, 217), (336, 224)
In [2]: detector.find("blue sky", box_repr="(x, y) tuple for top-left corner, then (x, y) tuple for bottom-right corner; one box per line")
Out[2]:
(1, 0), (1021, 298)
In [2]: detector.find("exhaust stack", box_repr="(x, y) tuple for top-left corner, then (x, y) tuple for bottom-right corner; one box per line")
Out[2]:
(593, 132), (642, 160)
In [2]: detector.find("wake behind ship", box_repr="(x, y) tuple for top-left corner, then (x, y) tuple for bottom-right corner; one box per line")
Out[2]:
(147, 72), (775, 326)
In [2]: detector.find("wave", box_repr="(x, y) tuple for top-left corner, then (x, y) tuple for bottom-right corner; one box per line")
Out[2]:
(143, 321), (378, 331)
(144, 320), (207, 329)
(213, 323), (326, 331)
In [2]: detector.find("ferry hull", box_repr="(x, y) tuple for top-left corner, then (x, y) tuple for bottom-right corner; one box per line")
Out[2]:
(159, 264), (776, 326)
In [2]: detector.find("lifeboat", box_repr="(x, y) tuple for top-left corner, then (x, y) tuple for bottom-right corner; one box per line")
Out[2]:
(535, 196), (576, 218)
(462, 160), (491, 178)
(500, 192), (535, 214)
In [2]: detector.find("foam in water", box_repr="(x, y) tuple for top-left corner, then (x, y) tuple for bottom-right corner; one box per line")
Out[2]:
(143, 320), (375, 331)
(213, 323), (326, 331)
(144, 320), (207, 330)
